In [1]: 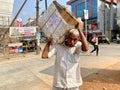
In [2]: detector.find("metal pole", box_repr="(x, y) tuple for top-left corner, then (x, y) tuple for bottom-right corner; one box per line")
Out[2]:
(36, 0), (39, 27)
(36, 0), (40, 54)
(45, 0), (47, 10)
(85, 0), (87, 39)
(10, 0), (27, 27)
(104, 1), (106, 35)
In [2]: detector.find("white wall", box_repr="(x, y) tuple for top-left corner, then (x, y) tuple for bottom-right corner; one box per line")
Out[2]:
(97, 0), (104, 33)
(117, 3), (120, 26)
(0, 0), (14, 26)
(98, 0), (117, 34)
(110, 4), (117, 30)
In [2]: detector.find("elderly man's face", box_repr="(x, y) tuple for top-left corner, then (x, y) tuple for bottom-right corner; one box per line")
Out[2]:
(65, 33), (79, 47)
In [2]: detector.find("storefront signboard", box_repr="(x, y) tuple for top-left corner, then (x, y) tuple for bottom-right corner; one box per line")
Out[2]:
(9, 27), (36, 37)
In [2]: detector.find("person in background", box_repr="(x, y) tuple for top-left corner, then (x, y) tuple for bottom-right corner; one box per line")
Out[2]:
(116, 34), (120, 44)
(90, 34), (99, 56)
(41, 21), (88, 90)
(90, 34), (96, 46)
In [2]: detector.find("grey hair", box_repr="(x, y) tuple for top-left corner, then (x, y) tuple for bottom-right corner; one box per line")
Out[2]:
(69, 29), (79, 36)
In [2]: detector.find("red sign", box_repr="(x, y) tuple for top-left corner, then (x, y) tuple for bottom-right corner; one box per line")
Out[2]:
(91, 25), (97, 29)
(105, 0), (112, 3)
(112, 0), (117, 3)
(9, 48), (19, 54)
(17, 21), (22, 27)
(9, 48), (15, 54)
(17, 18), (22, 27)
(105, 0), (117, 3)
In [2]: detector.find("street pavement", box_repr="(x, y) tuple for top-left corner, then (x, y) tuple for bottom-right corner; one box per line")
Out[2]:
(0, 43), (119, 90)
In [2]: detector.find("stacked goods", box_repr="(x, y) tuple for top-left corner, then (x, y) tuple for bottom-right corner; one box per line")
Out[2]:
(40, 1), (78, 43)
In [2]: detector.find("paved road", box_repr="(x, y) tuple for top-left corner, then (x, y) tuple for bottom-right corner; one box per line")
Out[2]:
(0, 43), (119, 90)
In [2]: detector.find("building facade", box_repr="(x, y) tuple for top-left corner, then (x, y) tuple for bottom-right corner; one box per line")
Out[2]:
(117, 2), (120, 26)
(67, 0), (117, 41)
(0, 0), (14, 27)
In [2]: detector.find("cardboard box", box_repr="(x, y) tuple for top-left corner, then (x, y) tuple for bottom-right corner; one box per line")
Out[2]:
(40, 1), (78, 43)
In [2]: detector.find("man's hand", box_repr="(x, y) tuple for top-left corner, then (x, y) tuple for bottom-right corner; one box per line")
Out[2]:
(47, 38), (52, 45)
(75, 18), (89, 51)
(76, 19), (84, 31)
(42, 37), (52, 59)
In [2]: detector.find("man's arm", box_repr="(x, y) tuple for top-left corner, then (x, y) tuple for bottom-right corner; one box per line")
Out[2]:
(41, 39), (52, 59)
(76, 22), (89, 51)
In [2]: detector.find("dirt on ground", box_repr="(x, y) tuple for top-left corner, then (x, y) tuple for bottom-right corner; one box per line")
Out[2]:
(80, 62), (120, 90)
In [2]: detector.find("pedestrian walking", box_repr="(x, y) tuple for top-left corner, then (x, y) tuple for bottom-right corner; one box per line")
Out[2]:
(90, 34), (99, 56)
(41, 21), (88, 90)
(90, 34), (96, 46)
(116, 34), (120, 44)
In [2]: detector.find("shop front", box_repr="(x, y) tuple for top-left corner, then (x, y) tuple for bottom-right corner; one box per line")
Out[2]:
(8, 27), (37, 55)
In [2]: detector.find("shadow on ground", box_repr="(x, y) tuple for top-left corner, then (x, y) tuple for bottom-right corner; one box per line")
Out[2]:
(40, 64), (120, 85)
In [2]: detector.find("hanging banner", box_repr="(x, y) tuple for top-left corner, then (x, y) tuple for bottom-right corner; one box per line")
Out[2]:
(9, 27), (36, 37)
(84, 9), (89, 20)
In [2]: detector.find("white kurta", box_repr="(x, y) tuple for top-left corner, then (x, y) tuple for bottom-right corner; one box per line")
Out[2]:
(48, 41), (83, 89)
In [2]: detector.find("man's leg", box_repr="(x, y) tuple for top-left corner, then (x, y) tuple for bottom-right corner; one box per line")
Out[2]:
(90, 45), (96, 53)
(96, 45), (99, 56)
